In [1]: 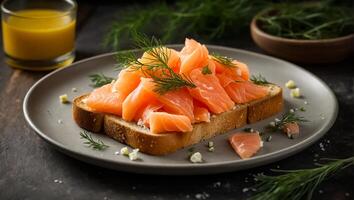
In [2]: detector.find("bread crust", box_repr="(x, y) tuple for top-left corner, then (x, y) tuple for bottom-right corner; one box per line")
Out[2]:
(72, 85), (283, 155)
(73, 95), (104, 133)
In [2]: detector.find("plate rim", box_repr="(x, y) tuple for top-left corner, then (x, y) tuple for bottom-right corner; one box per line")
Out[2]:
(23, 45), (338, 173)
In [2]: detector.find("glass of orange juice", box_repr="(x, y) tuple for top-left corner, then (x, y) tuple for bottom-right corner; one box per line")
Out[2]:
(1, 0), (77, 71)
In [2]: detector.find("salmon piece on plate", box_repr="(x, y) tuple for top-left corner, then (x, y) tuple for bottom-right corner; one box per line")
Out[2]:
(229, 132), (262, 159)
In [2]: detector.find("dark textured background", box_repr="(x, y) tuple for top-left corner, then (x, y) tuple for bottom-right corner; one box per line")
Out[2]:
(0, 1), (353, 200)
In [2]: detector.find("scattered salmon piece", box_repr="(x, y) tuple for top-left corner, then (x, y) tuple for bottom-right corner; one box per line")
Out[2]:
(122, 78), (157, 121)
(149, 112), (193, 134)
(229, 132), (262, 159)
(86, 84), (123, 115)
(158, 88), (195, 121)
(188, 68), (234, 114)
(218, 75), (268, 104)
(282, 122), (300, 139)
(179, 38), (209, 74)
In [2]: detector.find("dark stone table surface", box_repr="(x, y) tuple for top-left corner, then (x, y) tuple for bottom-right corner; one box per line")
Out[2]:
(1, 1), (353, 200)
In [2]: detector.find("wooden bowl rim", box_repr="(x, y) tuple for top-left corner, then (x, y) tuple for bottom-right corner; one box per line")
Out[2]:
(251, 17), (354, 44)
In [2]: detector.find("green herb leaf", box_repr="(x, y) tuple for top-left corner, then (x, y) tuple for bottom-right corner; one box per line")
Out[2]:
(202, 66), (212, 75)
(89, 73), (115, 88)
(211, 53), (237, 68)
(250, 74), (271, 85)
(249, 157), (354, 200)
(80, 131), (109, 150)
(268, 111), (308, 132)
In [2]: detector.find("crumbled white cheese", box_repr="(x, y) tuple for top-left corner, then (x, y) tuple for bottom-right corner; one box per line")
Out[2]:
(289, 109), (295, 113)
(274, 118), (281, 123)
(190, 152), (203, 163)
(285, 80), (296, 89)
(59, 94), (69, 103)
(304, 101), (308, 105)
(114, 151), (120, 155)
(208, 147), (215, 152)
(57, 119), (63, 124)
(208, 141), (214, 148)
(128, 148), (139, 161)
(71, 88), (77, 92)
(120, 147), (129, 156)
(290, 88), (301, 98)
(260, 141), (264, 147)
(269, 121), (276, 127)
(137, 119), (144, 127)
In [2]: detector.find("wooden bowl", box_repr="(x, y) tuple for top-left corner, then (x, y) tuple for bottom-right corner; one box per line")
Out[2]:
(250, 17), (354, 64)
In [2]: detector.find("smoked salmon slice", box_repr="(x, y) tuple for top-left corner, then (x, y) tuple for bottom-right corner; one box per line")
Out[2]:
(138, 102), (163, 127)
(139, 47), (181, 73)
(179, 38), (209, 74)
(158, 88), (194, 121)
(193, 106), (210, 123)
(211, 58), (250, 80)
(217, 74), (268, 104)
(86, 83), (123, 115)
(122, 78), (157, 121)
(188, 68), (235, 114)
(112, 69), (141, 99)
(235, 61), (250, 80)
(229, 132), (262, 159)
(149, 112), (193, 134)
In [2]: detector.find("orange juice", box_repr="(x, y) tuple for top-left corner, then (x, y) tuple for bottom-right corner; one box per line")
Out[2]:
(2, 9), (75, 60)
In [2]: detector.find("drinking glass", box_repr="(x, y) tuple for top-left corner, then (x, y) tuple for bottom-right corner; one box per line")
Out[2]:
(1, 0), (77, 71)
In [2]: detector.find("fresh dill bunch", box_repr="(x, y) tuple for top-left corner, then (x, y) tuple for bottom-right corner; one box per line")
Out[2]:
(268, 111), (307, 132)
(210, 53), (237, 68)
(250, 74), (271, 85)
(249, 156), (354, 200)
(105, 0), (269, 50)
(116, 33), (196, 94)
(89, 73), (115, 88)
(257, 2), (354, 40)
(80, 131), (109, 150)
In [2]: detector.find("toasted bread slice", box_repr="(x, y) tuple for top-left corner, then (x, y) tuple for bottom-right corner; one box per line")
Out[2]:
(72, 85), (282, 155)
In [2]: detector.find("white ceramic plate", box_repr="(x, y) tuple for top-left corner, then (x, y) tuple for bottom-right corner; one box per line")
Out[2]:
(23, 45), (338, 175)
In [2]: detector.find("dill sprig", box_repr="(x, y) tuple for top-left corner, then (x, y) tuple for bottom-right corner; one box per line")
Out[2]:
(116, 33), (196, 94)
(89, 73), (115, 88)
(80, 131), (109, 150)
(211, 53), (237, 68)
(249, 156), (354, 200)
(268, 111), (307, 132)
(250, 74), (271, 85)
(257, 2), (354, 40)
(105, 0), (269, 50)
(202, 66), (212, 75)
